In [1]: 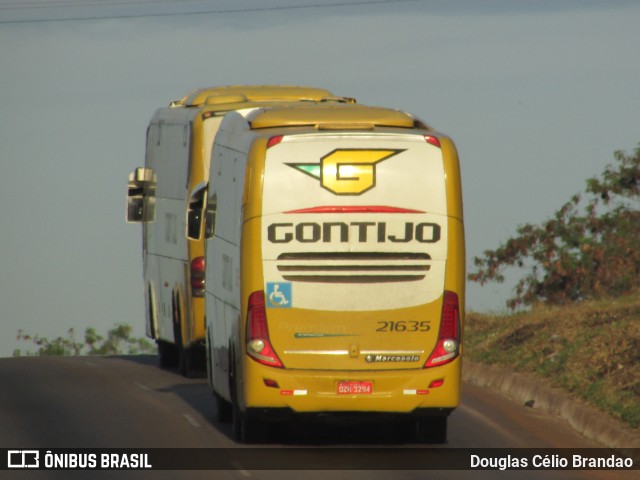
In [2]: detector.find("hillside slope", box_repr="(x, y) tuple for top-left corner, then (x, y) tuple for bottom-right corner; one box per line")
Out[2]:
(465, 293), (640, 429)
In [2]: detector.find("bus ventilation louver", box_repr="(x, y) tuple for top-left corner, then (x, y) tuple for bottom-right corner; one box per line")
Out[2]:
(276, 252), (430, 283)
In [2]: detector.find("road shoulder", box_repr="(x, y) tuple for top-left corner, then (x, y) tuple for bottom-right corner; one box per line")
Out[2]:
(462, 360), (640, 460)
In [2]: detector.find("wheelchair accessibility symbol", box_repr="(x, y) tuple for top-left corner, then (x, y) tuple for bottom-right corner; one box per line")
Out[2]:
(266, 282), (292, 308)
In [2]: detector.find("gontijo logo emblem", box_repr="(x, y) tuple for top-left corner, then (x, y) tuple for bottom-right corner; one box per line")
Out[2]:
(286, 149), (404, 195)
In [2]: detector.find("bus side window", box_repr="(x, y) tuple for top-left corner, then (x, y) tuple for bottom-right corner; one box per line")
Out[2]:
(187, 184), (207, 239)
(127, 167), (156, 223)
(204, 192), (217, 239)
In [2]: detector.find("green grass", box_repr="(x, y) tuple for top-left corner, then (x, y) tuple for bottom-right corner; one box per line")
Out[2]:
(464, 292), (640, 428)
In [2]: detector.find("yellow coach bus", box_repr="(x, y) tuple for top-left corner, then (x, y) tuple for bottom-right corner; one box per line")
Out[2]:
(204, 103), (465, 442)
(126, 86), (355, 377)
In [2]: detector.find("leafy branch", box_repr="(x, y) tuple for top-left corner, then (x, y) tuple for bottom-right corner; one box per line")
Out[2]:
(469, 145), (640, 309)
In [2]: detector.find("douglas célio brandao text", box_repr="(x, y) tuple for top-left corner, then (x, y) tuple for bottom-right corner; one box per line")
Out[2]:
(470, 453), (634, 470)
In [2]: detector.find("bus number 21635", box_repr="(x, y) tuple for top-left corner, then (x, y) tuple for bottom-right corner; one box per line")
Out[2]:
(376, 320), (431, 332)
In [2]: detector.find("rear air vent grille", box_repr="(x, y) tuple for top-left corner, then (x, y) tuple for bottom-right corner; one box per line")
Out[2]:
(276, 252), (430, 283)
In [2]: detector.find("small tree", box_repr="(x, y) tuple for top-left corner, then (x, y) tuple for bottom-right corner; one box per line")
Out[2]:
(469, 145), (640, 309)
(13, 324), (155, 357)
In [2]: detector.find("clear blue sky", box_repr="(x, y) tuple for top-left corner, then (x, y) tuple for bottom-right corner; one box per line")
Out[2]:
(1, 0), (639, 357)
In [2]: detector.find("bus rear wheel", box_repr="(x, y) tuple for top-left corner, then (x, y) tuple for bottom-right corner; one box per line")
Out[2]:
(415, 415), (448, 444)
(214, 392), (233, 423)
(157, 340), (178, 368)
(229, 374), (268, 443)
(232, 406), (269, 444)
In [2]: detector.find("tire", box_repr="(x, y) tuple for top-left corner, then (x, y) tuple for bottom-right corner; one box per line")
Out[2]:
(173, 295), (205, 378)
(173, 296), (194, 378)
(157, 340), (178, 368)
(178, 346), (205, 379)
(232, 404), (268, 444)
(214, 392), (233, 424)
(178, 344), (190, 377)
(415, 416), (447, 444)
(229, 363), (268, 443)
(206, 329), (213, 386)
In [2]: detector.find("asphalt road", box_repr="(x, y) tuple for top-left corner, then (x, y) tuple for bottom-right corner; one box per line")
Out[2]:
(0, 356), (635, 480)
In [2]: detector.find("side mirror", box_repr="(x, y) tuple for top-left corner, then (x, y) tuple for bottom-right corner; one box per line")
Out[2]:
(126, 168), (156, 223)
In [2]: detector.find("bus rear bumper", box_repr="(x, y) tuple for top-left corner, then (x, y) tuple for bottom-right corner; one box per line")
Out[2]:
(243, 358), (461, 414)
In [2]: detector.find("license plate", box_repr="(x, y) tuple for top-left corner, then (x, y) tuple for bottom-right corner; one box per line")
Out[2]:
(337, 381), (373, 395)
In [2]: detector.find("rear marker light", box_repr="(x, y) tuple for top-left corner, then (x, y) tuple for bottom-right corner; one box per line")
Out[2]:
(263, 378), (279, 388)
(429, 378), (445, 389)
(267, 135), (284, 148)
(246, 291), (284, 368)
(424, 135), (441, 148)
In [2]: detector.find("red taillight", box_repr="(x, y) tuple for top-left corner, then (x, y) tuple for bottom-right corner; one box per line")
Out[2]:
(439, 291), (459, 338)
(424, 291), (460, 368)
(246, 291), (283, 368)
(190, 256), (205, 297)
(424, 135), (441, 148)
(267, 135), (283, 149)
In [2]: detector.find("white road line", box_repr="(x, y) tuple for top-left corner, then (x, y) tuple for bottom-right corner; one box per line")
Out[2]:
(183, 413), (201, 428)
(231, 462), (251, 477)
(135, 382), (150, 391)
